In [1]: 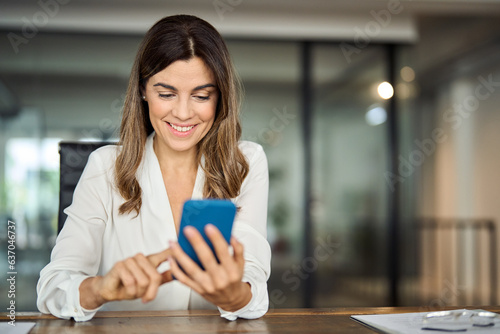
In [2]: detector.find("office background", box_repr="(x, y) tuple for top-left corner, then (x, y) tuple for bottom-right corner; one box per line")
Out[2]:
(1, 0), (500, 311)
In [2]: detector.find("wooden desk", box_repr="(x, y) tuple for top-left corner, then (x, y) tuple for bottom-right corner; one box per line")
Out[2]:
(2, 307), (500, 333)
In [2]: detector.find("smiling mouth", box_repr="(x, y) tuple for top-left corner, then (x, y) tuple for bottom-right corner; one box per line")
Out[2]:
(167, 122), (196, 132)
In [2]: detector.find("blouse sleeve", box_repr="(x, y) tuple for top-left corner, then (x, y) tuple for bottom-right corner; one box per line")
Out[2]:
(218, 143), (271, 320)
(36, 149), (111, 321)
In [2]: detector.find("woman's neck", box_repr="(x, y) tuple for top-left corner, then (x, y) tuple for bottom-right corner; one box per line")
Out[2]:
(153, 137), (198, 174)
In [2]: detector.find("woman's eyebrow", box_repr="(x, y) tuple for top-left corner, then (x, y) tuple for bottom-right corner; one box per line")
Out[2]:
(153, 82), (216, 91)
(192, 83), (216, 91)
(153, 83), (176, 90)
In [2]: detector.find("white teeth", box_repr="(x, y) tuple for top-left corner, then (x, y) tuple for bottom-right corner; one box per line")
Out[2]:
(170, 123), (194, 132)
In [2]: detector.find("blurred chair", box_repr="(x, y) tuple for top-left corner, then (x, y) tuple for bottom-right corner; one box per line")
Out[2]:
(58, 141), (114, 234)
(418, 218), (497, 305)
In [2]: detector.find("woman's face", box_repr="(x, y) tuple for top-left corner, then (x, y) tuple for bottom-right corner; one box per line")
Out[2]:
(143, 57), (218, 155)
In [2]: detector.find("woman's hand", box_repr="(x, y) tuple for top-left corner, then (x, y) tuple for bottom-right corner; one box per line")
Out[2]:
(79, 248), (173, 309)
(168, 224), (252, 312)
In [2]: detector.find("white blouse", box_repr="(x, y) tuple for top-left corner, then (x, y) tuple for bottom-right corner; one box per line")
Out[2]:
(37, 133), (271, 321)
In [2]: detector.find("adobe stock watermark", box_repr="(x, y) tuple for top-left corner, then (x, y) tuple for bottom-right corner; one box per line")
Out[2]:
(245, 106), (296, 146)
(426, 279), (466, 309)
(6, 220), (17, 326)
(340, 0), (405, 64)
(7, 0), (72, 54)
(213, 0), (243, 21)
(81, 92), (124, 140)
(269, 235), (340, 309)
(61, 93), (122, 171)
(385, 74), (500, 192)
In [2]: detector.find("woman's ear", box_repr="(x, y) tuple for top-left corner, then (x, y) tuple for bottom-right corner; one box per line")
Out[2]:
(139, 81), (147, 101)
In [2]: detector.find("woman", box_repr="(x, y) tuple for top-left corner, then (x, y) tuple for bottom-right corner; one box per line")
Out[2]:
(37, 15), (270, 321)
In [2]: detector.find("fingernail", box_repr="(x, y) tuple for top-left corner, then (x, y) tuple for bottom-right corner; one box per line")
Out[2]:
(183, 226), (195, 236)
(205, 224), (215, 233)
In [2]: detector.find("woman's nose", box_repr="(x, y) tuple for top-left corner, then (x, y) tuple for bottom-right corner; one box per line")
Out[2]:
(171, 97), (193, 120)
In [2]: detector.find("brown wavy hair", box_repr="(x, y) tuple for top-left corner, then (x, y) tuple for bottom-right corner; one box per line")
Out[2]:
(115, 15), (249, 215)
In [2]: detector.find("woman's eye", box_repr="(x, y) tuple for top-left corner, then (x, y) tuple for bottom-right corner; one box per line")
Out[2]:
(194, 96), (210, 101)
(159, 93), (175, 99)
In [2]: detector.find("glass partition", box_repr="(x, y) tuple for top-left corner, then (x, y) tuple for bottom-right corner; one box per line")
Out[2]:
(311, 44), (390, 306)
(228, 40), (305, 308)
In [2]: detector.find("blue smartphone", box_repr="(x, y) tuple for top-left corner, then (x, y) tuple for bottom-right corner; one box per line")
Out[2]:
(177, 199), (236, 270)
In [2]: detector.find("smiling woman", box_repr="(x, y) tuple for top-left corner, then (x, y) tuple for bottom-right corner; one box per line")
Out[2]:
(36, 14), (271, 322)
(144, 57), (219, 230)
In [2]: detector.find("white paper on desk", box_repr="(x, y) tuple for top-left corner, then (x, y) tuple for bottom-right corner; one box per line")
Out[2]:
(0, 322), (36, 334)
(351, 309), (500, 334)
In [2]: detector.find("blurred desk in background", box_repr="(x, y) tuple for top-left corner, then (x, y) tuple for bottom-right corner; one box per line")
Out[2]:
(2, 307), (500, 333)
